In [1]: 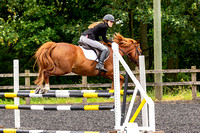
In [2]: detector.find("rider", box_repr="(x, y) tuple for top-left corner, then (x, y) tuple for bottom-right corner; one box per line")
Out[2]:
(80, 14), (115, 72)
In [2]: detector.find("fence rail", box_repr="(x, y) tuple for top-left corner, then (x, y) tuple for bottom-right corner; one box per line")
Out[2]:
(0, 66), (200, 99)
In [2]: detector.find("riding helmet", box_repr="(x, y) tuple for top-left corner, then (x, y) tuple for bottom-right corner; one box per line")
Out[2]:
(103, 14), (115, 22)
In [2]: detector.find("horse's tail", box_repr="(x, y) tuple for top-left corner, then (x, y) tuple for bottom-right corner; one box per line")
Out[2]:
(34, 42), (57, 86)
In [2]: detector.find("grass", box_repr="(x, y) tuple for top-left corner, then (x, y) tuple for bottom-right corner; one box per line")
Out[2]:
(0, 89), (199, 104)
(148, 88), (200, 101)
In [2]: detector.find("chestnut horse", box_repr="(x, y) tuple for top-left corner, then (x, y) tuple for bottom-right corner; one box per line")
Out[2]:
(34, 33), (141, 94)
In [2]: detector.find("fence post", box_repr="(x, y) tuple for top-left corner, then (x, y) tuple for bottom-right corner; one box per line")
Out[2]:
(82, 76), (87, 104)
(25, 70), (31, 104)
(191, 66), (197, 100)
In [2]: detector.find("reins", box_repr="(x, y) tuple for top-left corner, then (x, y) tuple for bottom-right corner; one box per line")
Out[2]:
(119, 47), (139, 63)
(108, 42), (141, 63)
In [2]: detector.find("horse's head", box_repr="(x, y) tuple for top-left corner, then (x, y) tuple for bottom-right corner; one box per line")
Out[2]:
(113, 33), (142, 66)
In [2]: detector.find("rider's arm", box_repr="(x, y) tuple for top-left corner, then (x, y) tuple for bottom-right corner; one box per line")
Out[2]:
(101, 28), (113, 43)
(95, 23), (113, 43)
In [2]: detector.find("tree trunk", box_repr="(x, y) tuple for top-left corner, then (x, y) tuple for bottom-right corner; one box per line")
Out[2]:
(140, 22), (149, 70)
(127, 9), (137, 89)
(127, 9), (135, 69)
(166, 43), (177, 79)
(128, 9), (134, 38)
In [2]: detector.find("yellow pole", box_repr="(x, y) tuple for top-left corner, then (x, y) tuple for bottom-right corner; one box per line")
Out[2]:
(3, 128), (17, 133)
(4, 93), (17, 98)
(129, 99), (146, 123)
(5, 105), (19, 109)
(84, 105), (99, 110)
(83, 93), (98, 98)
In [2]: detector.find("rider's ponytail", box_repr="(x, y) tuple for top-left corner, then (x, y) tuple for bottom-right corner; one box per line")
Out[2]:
(88, 21), (104, 29)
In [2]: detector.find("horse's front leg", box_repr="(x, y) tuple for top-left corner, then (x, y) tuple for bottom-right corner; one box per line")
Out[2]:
(110, 74), (124, 90)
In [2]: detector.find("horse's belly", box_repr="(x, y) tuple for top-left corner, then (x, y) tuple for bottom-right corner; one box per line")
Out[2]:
(72, 67), (99, 76)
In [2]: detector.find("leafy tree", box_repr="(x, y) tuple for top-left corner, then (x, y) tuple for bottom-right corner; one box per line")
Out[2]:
(162, 0), (200, 69)
(0, 0), (199, 87)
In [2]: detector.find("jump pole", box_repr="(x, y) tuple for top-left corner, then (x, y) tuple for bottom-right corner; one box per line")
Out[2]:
(0, 92), (113, 98)
(0, 128), (106, 133)
(18, 90), (134, 94)
(14, 59), (20, 128)
(0, 104), (114, 111)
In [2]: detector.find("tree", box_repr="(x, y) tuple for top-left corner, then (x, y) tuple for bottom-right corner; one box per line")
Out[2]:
(0, 0), (199, 87)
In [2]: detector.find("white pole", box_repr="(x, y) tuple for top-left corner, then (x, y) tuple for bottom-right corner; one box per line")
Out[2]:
(124, 87), (138, 124)
(112, 43), (121, 130)
(139, 56), (148, 127)
(14, 60), (20, 128)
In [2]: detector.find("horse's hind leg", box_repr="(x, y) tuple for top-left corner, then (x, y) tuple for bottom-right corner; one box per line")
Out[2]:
(35, 85), (43, 94)
(38, 67), (68, 94)
(35, 70), (50, 94)
(39, 72), (50, 94)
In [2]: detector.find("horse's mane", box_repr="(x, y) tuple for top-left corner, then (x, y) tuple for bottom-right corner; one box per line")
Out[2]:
(102, 33), (137, 47)
(113, 33), (137, 47)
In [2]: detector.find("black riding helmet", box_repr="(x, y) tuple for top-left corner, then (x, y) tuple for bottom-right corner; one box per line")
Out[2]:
(103, 14), (115, 22)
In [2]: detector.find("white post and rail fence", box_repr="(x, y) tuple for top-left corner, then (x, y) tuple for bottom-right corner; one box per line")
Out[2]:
(0, 66), (200, 100)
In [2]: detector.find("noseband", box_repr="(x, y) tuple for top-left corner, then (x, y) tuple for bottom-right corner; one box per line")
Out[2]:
(119, 43), (141, 64)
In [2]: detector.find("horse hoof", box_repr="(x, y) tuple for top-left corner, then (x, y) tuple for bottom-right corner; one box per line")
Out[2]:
(39, 89), (49, 94)
(44, 89), (49, 94)
(35, 88), (40, 94)
(39, 89), (45, 94)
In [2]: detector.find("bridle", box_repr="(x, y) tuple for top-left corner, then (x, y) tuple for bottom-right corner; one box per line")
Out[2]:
(118, 42), (141, 64)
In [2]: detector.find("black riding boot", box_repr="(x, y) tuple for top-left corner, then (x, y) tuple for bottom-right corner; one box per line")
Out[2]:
(96, 50), (108, 72)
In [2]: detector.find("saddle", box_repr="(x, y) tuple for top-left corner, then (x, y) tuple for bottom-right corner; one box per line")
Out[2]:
(78, 41), (110, 62)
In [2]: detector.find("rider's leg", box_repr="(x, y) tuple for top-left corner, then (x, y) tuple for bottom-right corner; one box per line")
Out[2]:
(95, 49), (108, 72)
(80, 35), (109, 72)
(80, 36), (107, 51)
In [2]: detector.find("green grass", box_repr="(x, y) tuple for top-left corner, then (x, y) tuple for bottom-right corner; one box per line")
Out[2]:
(148, 88), (200, 101)
(0, 89), (199, 104)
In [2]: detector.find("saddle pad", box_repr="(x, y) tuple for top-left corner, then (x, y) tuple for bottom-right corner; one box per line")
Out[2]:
(80, 46), (98, 61)
(79, 46), (109, 62)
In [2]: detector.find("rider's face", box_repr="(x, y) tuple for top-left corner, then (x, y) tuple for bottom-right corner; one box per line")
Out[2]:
(108, 21), (114, 27)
